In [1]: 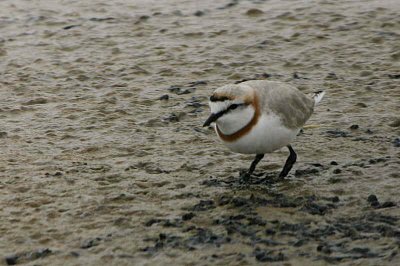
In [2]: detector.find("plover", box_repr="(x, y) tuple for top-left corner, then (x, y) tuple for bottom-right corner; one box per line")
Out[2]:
(203, 80), (325, 180)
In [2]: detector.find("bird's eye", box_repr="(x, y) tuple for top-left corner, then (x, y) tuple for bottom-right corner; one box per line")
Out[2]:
(230, 104), (239, 110)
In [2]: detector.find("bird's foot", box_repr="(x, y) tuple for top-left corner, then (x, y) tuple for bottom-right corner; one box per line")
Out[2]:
(239, 170), (251, 184)
(278, 171), (288, 179)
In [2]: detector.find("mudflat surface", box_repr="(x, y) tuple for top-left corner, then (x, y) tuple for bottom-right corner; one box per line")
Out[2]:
(0, 0), (399, 265)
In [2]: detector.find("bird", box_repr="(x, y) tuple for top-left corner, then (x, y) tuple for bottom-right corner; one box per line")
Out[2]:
(203, 80), (325, 181)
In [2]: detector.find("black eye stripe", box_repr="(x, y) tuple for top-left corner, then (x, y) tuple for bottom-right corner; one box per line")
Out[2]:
(228, 103), (244, 111)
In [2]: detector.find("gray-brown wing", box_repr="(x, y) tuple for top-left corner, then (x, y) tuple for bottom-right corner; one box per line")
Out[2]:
(243, 80), (315, 129)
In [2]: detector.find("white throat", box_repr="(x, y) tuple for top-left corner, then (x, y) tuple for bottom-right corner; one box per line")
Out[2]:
(215, 105), (255, 135)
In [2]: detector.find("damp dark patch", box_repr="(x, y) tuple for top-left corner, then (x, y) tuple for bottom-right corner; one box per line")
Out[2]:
(201, 171), (284, 189)
(167, 85), (196, 95)
(388, 73), (400, 79)
(81, 237), (102, 249)
(182, 212), (196, 221)
(325, 129), (350, 138)
(343, 156), (392, 169)
(301, 202), (330, 215)
(141, 233), (182, 255)
(141, 194), (398, 263)
(190, 200), (215, 211)
(89, 17), (116, 22)
(188, 80), (207, 86)
(162, 113), (183, 123)
(186, 227), (230, 248)
(166, 81), (206, 95)
(201, 175), (238, 187)
(141, 228), (230, 254)
(185, 96), (206, 114)
(144, 218), (183, 228)
(294, 167), (320, 177)
(192, 193), (338, 217)
(80, 234), (113, 249)
(5, 248), (52, 265)
(254, 248), (286, 262)
(140, 156), (398, 263)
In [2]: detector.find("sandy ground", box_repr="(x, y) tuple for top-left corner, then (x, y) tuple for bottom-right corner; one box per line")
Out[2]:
(0, 0), (399, 265)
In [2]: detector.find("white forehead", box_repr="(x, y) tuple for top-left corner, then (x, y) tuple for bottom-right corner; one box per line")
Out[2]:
(209, 100), (234, 114)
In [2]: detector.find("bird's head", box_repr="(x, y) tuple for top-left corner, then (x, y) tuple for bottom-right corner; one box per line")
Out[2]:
(203, 85), (256, 131)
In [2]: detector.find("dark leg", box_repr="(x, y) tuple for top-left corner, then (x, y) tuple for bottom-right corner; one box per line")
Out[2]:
(248, 154), (265, 175)
(279, 145), (297, 178)
(240, 154), (264, 182)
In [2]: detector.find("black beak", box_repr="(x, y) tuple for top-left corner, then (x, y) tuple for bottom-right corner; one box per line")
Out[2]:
(203, 112), (223, 127)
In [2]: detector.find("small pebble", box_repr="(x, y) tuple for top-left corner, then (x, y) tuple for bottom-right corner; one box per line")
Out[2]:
(388, 118), (400, 127)
(265, 229), (276, 235)
(5, 255), (18, 265)
(350, 124), (359, 130)
(70, 251), (80, 257)
(254, 73), (271, 79)
(333, 168), (342, 174)
(182, 212), (195, 221)
(246, 8), (264, 16)
(81, 238), (101, 249)
(325, 72), (337, 80)
(393, 138), (400, 147)
(367, 194), (380, 207)
(159, 233), (166, 240)
(159, 94), (169, 100)
(330, 196), (340, 203)
(367, 194), (378, 203)
(356, 102), (367, 108)
(194, 11), (205, 17)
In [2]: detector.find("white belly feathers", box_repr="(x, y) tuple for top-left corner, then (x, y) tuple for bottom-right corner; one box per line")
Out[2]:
(216, 113), (299, 154)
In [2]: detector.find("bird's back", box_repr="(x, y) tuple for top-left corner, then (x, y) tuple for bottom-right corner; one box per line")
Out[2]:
(241, 80), (315, 129)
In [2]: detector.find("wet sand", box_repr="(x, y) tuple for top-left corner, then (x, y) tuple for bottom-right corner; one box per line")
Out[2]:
(0, 0), (399, 265)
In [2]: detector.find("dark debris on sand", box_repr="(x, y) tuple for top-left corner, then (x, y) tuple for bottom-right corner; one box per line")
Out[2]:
(141, 189), (399, 262)
(140, 157), (399, 263)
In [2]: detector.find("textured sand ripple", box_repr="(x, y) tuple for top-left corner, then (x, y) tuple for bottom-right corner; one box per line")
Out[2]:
(0, 0), (399, 265)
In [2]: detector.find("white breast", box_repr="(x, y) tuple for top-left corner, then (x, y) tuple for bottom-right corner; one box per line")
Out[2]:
(218, 113), (299, 154)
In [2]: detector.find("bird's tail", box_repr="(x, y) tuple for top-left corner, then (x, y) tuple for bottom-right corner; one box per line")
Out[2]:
(312, 90), (325, 105)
